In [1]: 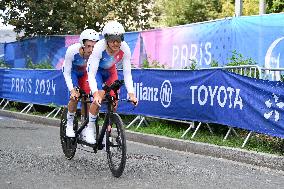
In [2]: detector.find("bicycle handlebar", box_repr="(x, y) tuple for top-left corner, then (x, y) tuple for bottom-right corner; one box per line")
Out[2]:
(75, 87), (93, 99)
(103, 79), (124, 93)
(75, 79), (125, 100)
(75, 80), (136, 108)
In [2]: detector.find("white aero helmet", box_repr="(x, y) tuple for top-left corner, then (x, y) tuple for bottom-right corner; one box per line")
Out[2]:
(102, 21), (125, 42)
(79, 29), (100, 46)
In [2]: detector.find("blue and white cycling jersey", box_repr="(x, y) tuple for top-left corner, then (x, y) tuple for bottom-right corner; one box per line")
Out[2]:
(87, 39), (134, 94)
(99, 49), (124, 69)
(62, 43), (88, 91)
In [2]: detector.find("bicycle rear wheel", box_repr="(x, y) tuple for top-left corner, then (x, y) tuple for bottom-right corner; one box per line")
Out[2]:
(105, 113), (126, 178)
(60, 107), (78, 160)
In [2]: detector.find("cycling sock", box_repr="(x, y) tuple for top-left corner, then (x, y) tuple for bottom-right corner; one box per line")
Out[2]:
(67, 112), (75, 127)
(88, 112), (97, 128)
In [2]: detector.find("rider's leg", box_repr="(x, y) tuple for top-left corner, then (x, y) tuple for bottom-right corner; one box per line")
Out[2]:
(66, 98), (78, 137)
(78, 72), (91, 122)
(82, 90), (105, 144)
(80, 98), (90, 121)
(66, 72), (79, 137)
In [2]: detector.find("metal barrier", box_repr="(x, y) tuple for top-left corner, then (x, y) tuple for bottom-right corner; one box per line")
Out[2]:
(46, 107), (62, 118)
(169, 65), (262, 145)
(240, 67), (284, 147)
(127, 65), (283, 148)
(261, 67), (284, 81)
(20, 103), (35, 114)
(1, 66), (283, 148)
(201, 65), (262, 146)
(1, 99), (10, 110)
(0, 98), (61, 118)
(202, 65), (283, 147)
(127, 66), (262, 140)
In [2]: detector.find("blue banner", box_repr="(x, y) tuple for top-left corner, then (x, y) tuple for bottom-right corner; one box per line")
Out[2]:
(4, 36), (66, 68)
(137, 13), (284, 70)
(4, 13), (284, 70)
(0, 43), (4, 60)
(0, 68), (69, 105)
(4, 33), (140, 69)
(117, 69), (284, 139)
(0, 68), (284, 138)
(231, 14), (284, 71)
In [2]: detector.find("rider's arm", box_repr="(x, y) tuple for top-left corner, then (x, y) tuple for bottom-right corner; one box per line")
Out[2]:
(121, 42), (134, 94)
(62, 47), (74, 92)
(87, 42), (103, 94)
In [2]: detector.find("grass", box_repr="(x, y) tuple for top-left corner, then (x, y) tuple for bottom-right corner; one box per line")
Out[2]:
(123, 116), (284, 156)
(2, 100), (284, 156)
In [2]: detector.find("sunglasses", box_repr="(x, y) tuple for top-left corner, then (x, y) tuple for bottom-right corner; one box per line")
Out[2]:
(105, 34), (124, 43)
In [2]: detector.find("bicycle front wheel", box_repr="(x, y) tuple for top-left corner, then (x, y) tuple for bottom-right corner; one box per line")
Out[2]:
(105, 113), (126, 178)
(60, 107), (78, 160)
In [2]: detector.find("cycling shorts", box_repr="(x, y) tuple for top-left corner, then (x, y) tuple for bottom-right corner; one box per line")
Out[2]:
(96, 64), (118, 96)
(71, 70), (91, 94)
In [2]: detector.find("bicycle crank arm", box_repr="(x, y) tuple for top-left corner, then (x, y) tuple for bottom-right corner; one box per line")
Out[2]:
(77, 139), (95, 148)
(77, 139), (105, 150)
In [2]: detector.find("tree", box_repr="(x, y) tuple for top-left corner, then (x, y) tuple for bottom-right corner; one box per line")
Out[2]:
(219, 0), (259, 17)
(154, 0), (284, 28)
(0, 0), (160, 39)
(221, 0), (284, 16)
(217, 0), (234, 18)
(267, 0), (284, 13)
(155, 0), (222, 27)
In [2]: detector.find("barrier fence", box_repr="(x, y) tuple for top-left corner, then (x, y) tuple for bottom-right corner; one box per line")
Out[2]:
(2, 13), (284, 71)
(206, 65), (284, 147)
(127, 65), (284, 147)
(0, 66), (284, 147)
(201, 65), (262, 147)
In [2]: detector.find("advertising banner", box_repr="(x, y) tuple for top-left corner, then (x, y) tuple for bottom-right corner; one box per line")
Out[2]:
(1, 68), (284, 138)
(4, 14), (284, 71)
(117, 69), (284, 138)
(0, 69), (69, 106)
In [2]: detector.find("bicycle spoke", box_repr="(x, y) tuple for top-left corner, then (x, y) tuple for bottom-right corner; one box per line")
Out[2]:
(60, 108), (78, 160)
(106, 114), (126, 178)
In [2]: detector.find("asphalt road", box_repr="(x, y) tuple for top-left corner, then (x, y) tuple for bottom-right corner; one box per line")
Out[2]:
(0, 116), (283, 189)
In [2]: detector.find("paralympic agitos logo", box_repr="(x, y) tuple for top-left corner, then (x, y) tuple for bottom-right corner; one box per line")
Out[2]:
(265, 36), (284, 80)
(133, 80), (173, 108)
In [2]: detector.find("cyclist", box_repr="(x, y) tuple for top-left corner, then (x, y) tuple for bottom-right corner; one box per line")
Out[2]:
(62, 29), (100, 138)
(86, 20), (138, 144)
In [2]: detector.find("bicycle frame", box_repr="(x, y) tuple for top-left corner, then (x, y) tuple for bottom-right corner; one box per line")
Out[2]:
(75, 85), (119, 152)
(60, 79), (128, 177)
